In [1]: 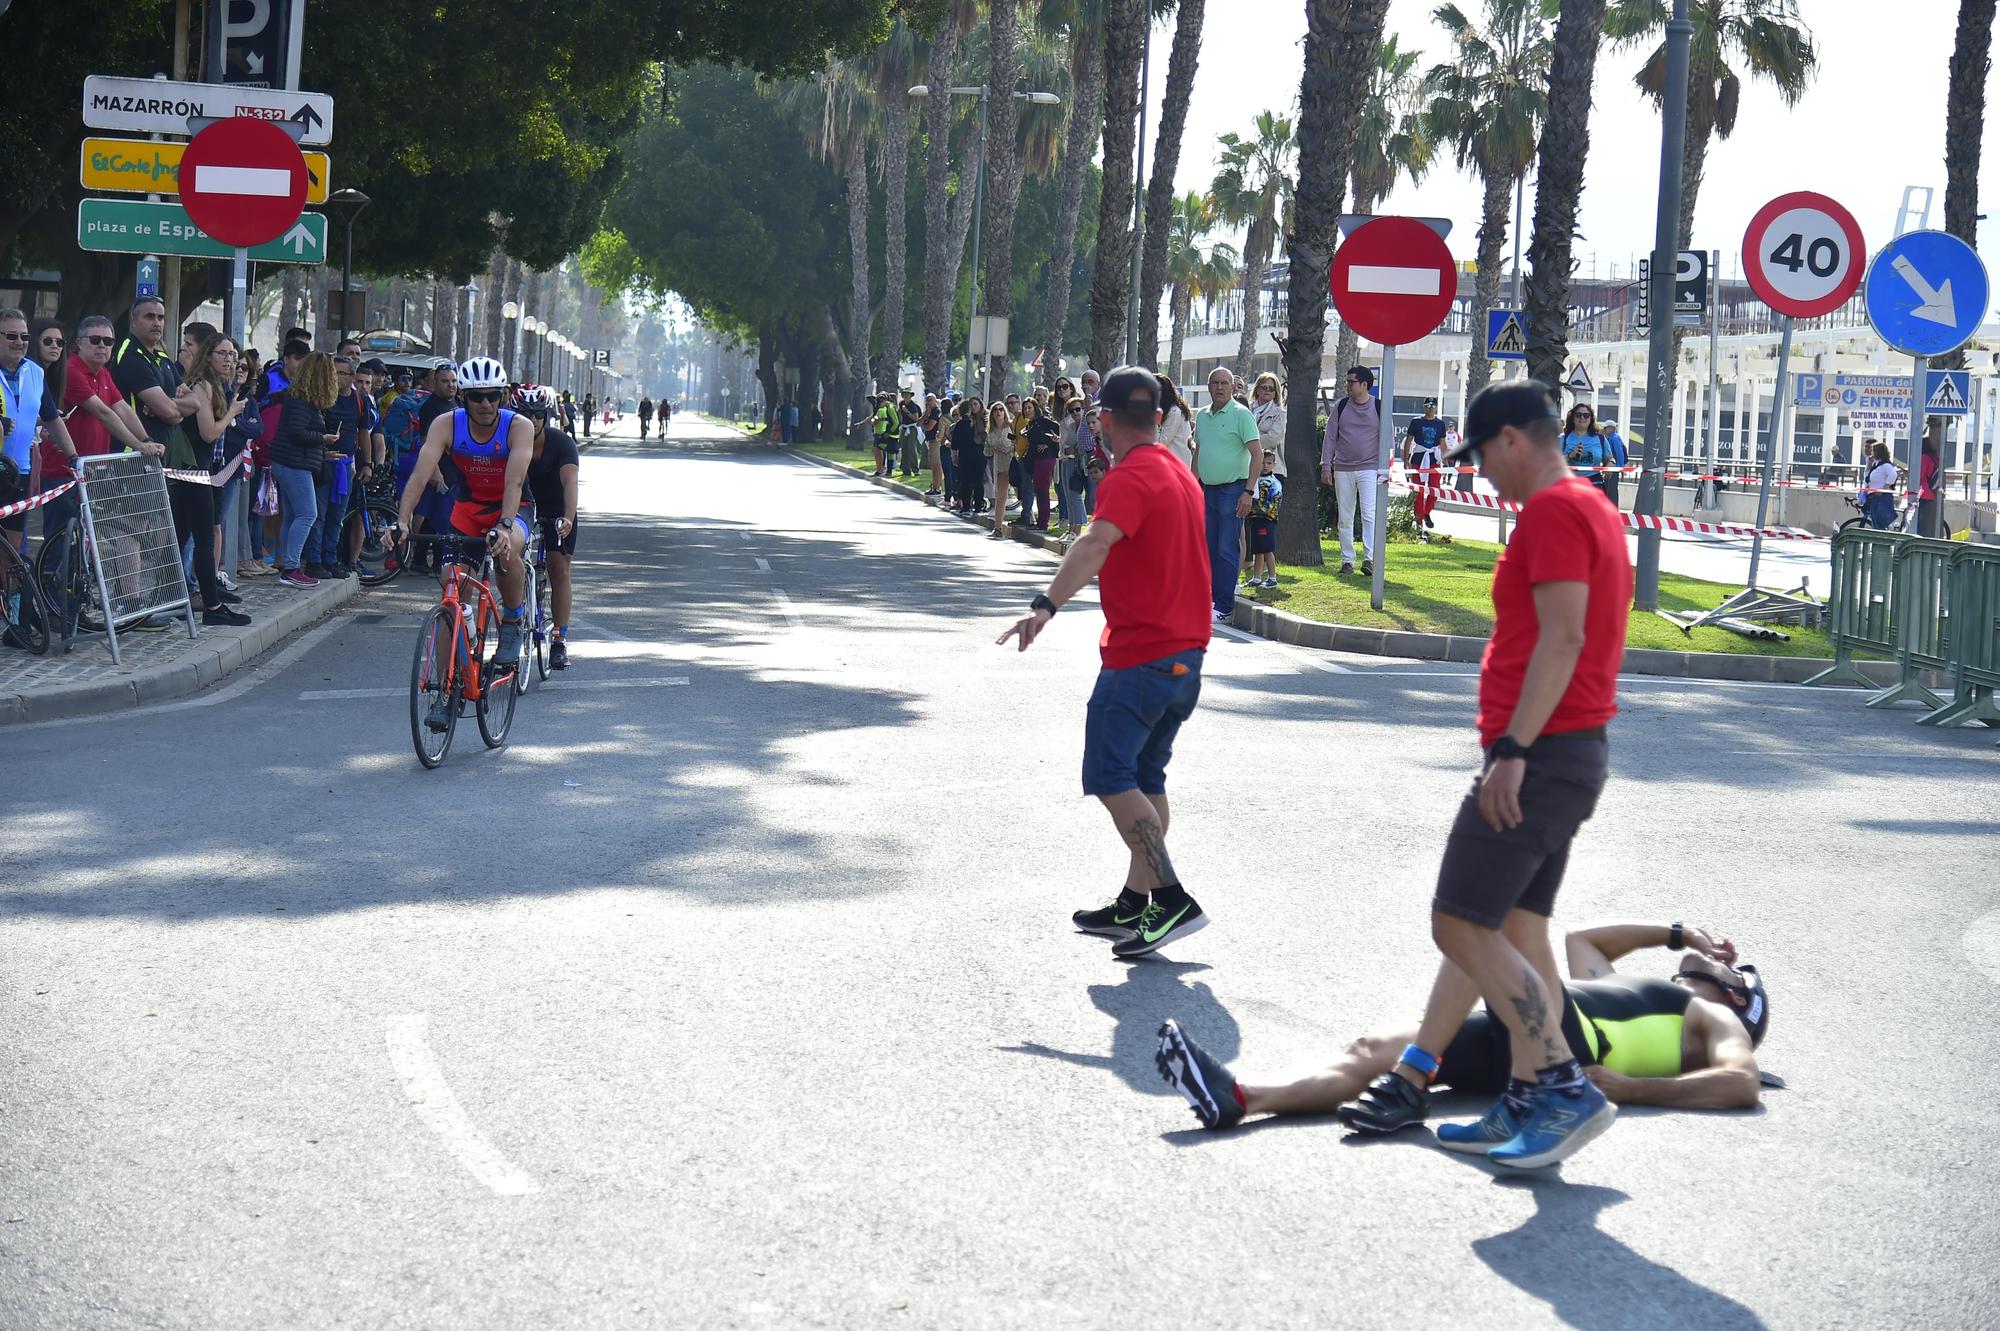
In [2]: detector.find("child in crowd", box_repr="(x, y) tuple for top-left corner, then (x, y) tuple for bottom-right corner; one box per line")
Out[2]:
(1245, 448), (1282, 589)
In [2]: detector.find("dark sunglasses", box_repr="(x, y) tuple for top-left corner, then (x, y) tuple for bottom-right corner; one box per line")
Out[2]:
(0, 331), (29, 342)
(41, 336), (64, 347)
(83, 335), (116, 347)
(462, 389), (506, 404)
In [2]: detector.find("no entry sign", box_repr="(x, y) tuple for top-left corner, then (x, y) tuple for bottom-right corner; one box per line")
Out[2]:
(178, 116), (308, 248)
(1330, 216), (1457, 346)
(1742, 192), (1865, 320)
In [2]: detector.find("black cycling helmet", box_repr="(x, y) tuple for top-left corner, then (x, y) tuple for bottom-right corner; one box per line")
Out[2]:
(1677, 956), (1770, 1048)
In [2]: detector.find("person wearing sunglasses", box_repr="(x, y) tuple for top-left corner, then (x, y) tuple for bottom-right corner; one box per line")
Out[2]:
(514, 384), (579, 670)
(1157, 920), (1770, 1135)
(0, 308), (83, 555)
(389, 357), (534, 703)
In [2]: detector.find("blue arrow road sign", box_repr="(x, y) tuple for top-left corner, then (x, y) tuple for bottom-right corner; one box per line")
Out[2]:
(1863, 230), (1989, 357)
(1924, 368), (1971, 417)
(1486, 308), (1528, 361)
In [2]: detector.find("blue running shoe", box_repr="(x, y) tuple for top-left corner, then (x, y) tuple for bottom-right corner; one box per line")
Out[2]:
(1435, 1097), (1524, 1155)
(1490, 1082), (1616, 1170)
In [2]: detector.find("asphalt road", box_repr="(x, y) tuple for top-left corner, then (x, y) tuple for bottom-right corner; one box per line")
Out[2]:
(5, 416), (1998, 1331)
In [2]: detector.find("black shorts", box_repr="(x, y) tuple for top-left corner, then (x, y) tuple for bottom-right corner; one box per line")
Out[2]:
(1248, 518), (1276, 555)
(1432, 731), (1608, 929)
(1437, 1001), (1596, 1094)
(538, 515), (578, 556)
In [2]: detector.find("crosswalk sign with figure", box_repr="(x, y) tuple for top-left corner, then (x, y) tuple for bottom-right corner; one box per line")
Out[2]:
(1923, 369), (1970, 416)
(1486, 309), (1528, 361)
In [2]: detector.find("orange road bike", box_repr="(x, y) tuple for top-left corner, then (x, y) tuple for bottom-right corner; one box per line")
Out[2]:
(406, 533), (524, 767)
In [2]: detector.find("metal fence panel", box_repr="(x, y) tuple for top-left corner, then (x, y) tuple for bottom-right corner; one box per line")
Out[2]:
(79, 453), (195, 663)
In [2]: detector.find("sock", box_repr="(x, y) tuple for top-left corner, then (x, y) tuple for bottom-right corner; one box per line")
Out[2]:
(1114, 886), (1148, 911)
(1535, 1059), (1586, 1096)
(506, 604), (526, 622)
(1502, 1078), (1537, 1115)
(552, 624), (567, 639)
(1231, 1082), (1247, 1110)
(1152, 881), (1190, 908)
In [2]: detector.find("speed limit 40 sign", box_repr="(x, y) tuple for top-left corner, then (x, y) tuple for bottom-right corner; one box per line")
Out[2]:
(1743, 191), (1866, 318)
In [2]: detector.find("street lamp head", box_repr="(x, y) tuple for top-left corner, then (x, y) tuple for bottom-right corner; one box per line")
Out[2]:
(464, 278), (479, 296)
(908, 84), (929, 98)
(1024, 91), (1061, 105)
(328, 187), (371, 214)
(502, 301), (520, 320)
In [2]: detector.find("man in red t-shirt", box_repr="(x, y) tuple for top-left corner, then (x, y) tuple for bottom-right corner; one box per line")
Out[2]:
(998, 366), (1213, 959)
(37, 315), (156, 540)
(1338, 380), (1631, 1171)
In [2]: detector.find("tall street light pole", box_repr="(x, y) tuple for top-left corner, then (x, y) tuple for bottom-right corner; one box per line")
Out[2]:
(1634, 0), (1692, 611)
(327, 188), (370, 343)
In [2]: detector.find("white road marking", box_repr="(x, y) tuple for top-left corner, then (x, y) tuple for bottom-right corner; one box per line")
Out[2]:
(299, 686), (403, 700)
(1966, 912), (2000, 987)
(772, 590), (803, 629)
(754, 557), (772, 573)
(383, 1014), (538, 1197)
(571, 618), (637, 642)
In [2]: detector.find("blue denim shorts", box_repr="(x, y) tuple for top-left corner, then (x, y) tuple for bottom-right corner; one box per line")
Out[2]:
(1081, 647), (1205, 796)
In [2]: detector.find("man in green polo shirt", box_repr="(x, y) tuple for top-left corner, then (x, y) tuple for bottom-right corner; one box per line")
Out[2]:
(1191, 366), (1260, 621)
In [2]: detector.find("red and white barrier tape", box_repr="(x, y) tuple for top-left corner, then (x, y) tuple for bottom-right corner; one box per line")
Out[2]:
(1392, 478), (1825, 541)
(0, 478), (75, 520)
(1409, 457), (1909, 495)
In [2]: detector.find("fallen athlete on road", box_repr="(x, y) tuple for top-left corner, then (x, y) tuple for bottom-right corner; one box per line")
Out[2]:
(1154, 921), (1770, 1152)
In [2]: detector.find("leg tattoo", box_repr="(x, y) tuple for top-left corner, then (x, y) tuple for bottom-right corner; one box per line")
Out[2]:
(1507, 962), (1567, 1063)
(1122, 816), (1177, 889)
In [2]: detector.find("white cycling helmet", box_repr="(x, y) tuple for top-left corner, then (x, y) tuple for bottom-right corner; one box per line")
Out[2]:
(457, 356), (508, 390)
(513, 383), (556, 414)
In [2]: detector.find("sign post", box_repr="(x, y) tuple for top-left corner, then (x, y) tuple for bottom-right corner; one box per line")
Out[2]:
(1328, 215), (1456, 610)
(1863, 229), (1991, 539)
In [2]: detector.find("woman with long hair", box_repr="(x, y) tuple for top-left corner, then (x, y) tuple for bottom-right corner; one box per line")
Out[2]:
(1561, 403), (1604, 484)
(985, 402), (1017, 538)
(270, 351), (338, 588)
(1156, 373), (1194, 468)
(950, 397), (987, 515)
(174, 333), (252, 624)
(1250, 372), (1286, 476)
(1023, 396), (1062, 530)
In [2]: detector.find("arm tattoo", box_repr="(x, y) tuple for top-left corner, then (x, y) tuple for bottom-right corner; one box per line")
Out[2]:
(1121, 815), (1177, 887)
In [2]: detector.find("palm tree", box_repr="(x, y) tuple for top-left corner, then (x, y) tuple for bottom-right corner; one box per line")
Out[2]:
(980, 0), (1027, 397)
(1210, 110), (1297, 385)
(1423, 0), (1551, 394)
(1036, 0), (1107, 386)
(1162, 192), (1237, 382)
(1088, 0), (1149, 374)
(867, 21), (925, 394)
(1522, 0), (1609, 390)
(1133, 0), (1209, 369)
(1334, 32), (1434, 382)
(1275, 0), (1390, 566)
(918, 5), (983, 398)
(1942, 0), (1996, 373)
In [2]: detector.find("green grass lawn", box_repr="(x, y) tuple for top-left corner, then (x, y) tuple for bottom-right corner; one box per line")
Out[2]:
(1244, 534), (1837, 658)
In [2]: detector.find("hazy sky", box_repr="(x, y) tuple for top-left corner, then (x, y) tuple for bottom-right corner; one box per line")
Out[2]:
(1142, 0), (2000, 284)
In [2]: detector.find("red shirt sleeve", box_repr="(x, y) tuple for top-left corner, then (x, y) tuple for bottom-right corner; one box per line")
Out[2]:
(1093, 464), (1148, 537)
(1523, 489), (1596, 585)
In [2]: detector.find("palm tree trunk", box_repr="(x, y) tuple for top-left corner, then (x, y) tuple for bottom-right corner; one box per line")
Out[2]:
(983, 0), (1025, 395)
(279, 268), (303, 342)
(1041, 24), (1106, 387)
(1232, 220), (1268, 384)
(1134, 0), (1207, 369)
(481, 244), (507, 358)
(876, 90), (915, 393)
(1523, 0), (1608, 390)
(517, 266), (544, 371)
(1941, 0), (1995, 372)
(845, 141), (874, 442)
(452, 283), (469, 366)
(1089, 0), (1148, 375)
(822, 304), (851, 446)
(1169, 284), (1191, 383)
(1465, 167), (1512, 394)
(1277, 0), (1390, 566)
(920, 17), (965, 396)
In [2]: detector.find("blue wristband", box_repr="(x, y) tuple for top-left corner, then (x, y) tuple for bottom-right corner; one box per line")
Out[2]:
(1398, 1043), (1440, 1082)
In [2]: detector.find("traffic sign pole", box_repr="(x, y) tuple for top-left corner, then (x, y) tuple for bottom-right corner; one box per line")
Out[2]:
(1908, 354), (1930, 533)
(1746, 316), (1794, 590)
(1371, 343), (1397, 609)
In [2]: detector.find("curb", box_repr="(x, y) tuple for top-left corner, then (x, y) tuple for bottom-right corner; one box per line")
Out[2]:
(783, 441), (1898, 687)
(0, 575), (359, 725)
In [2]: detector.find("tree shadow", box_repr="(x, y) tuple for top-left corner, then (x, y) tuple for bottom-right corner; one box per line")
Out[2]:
(999, 958), (1239, 1097)
(1472, 1180), (1767, 1331)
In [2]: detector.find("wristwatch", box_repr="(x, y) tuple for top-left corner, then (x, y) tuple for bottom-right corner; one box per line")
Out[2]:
(1031, 594), (1059, 617)
(1489, 736), (1528, 762)
(1668, 922), (1685, 951)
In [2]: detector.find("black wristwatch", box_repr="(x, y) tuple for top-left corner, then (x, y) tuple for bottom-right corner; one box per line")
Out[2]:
(1031, 594), (1060, 617)
(1668, 922), (1685, 951)
(1489, 736), (1528, 762)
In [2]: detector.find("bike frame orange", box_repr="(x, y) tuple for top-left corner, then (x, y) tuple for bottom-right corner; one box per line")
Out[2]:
(429, 545), (510, 703)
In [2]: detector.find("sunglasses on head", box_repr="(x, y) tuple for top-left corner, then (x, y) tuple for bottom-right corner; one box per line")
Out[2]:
(463, 389), (506, 404)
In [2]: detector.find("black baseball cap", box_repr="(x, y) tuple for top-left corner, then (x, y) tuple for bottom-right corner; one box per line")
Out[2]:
(360, 358), (387, 374)
(1444, 379), (1561, 460)
(1098, 365), (1161, 422)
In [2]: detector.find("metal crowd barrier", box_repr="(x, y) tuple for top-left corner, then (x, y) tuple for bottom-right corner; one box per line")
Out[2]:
(1864, 536), (1959, 711)
(1802, 527), (1901, 689)
(1923, 544), (2000, 732)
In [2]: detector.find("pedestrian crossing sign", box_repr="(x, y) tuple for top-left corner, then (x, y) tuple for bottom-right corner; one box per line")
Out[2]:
(1924, 368), (1970, 416)
(1564, 361), (1593, 395)
(1486, 309), (1528, 360)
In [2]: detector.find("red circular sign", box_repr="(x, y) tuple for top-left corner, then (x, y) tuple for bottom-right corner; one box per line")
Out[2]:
(1742, 191), (1865, 319)
(178, 117), (309, 248)
(1329, 216), (1458, 346)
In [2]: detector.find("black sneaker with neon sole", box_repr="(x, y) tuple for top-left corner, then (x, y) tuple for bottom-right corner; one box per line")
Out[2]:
(1111, 893), (1207, 958)
(1156, 1018), (1244, 1130)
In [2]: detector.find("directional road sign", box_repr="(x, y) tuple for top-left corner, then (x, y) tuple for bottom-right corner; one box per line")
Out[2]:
(1330, 216), (1457, 346)
(1863, 229), (1990, 358)
(1673, 250), (1708, 323)
(78, 198), (325, 263)
(82, 74), (333, 145)
(208, 0), (305, 90)
(177, 117), (308, 247)
(81, 136), (329, 204)
(1486, 309), (1527, 360)
(1743, 191), (1866, 319)
(1924, 368), (1971, 417)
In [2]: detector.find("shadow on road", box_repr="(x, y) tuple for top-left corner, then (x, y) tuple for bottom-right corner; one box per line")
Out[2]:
(1474, 1180), (1767, 1330)
(999, 956), (1240, 1097)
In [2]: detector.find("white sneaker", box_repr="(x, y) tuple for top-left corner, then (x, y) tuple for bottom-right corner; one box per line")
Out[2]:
(1212, 607), (1232, 622)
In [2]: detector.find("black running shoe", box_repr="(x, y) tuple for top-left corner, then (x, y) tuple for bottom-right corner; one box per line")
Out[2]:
(1111, 893), (1207, 958)
(1156, 1018), (1244, 1130)
(1072, 894), (1148, 939)
(1335, 1071), (1429, 1134)
(550, 637), (569, 670)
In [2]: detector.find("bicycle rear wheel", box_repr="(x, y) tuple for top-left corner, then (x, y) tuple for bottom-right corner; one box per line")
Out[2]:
(410, 605), (460, 768)
(30, 524), (88, 653)
(514, 554), (538, 697)
(474, 599), (517, 748)
(352, 499), (407, 586)
(532, 561), (552, 682)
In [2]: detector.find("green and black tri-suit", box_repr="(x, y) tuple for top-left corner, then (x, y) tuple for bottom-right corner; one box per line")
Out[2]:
(1437, 975), (1693, 1092)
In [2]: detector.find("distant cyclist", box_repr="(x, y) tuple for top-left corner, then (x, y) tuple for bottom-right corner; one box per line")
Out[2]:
(513, 384), (580, 670)
(389, 357), (534, 709)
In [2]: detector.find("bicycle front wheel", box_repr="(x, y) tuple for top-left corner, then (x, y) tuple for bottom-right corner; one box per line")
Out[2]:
(475, 602), (517, 748)
(2, 557), (51, 656)
(30, 526), (85, 653)
(410, 605), (459, 768)
(353, 500), (407, 586)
